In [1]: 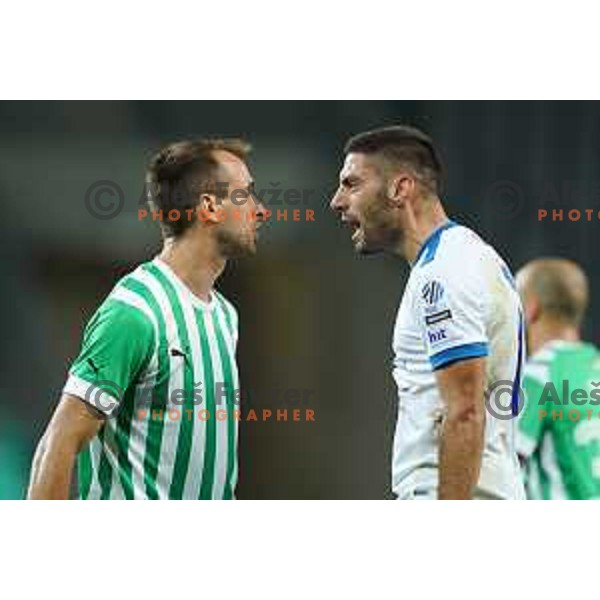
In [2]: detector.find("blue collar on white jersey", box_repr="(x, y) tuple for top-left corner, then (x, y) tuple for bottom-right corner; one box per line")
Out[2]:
(412, 219), (458, 268)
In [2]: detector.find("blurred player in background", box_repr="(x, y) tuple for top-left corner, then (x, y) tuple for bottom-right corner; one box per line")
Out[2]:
(28, 138), (265, 499)
(516, 258), (600, 499)
(330, 125), (525, 499)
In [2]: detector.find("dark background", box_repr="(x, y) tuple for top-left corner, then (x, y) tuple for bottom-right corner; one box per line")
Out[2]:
(2, 101), (599, 498)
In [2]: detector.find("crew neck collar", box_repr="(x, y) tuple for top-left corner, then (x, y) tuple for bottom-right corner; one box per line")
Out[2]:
(152, 257), (216, 311)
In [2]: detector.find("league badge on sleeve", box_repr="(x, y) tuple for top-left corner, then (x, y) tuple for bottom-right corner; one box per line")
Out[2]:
(421, 279), (454, 330)
(421, 280), (444, 306)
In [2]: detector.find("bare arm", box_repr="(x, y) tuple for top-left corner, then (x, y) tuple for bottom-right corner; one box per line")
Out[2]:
(436, 357), (486, 500)
(28, 394), (104, 499)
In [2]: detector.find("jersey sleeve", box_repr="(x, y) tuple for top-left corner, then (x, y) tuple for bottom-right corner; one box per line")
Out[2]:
(63, 297), (155, 416)
(516, 362), (549, 458)
(414, 261), (489, 371)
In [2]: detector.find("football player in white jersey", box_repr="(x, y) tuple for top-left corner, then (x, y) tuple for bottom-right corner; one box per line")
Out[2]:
(330, 125), (525, 499)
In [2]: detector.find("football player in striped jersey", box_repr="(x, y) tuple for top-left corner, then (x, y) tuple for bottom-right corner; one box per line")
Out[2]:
(28, 138), (265, 499)
(516, 258), (600, 499)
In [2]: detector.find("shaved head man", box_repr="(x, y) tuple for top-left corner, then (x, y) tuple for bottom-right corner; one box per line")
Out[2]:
(517, 258), (589, 354)
(515, 258), (600, 499)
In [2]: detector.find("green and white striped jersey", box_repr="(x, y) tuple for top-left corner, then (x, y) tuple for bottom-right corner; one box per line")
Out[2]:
(64, 258), (239, 499)
(517, 340), (600, 499)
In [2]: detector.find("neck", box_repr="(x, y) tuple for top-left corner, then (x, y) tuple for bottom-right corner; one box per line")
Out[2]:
(394, 197), (449, 263)
(528, 318), (580, 355)
(158, 233), (225, 302)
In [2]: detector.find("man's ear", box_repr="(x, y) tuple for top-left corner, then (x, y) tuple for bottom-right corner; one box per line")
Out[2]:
(526, 295), (542, 325)
(387, 174), (416, 206)
(198, 193), (223, 224)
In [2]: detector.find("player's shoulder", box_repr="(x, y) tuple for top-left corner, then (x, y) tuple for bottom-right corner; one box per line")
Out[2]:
(530, 341), (582, 365)
(418, 221), (510, 281)
(537, 341), (600, 371)
(413, 221), (486, 285)
(415, 221), (478, 267)
(93, 264), (158, 332)
(524, 341), (582, 384)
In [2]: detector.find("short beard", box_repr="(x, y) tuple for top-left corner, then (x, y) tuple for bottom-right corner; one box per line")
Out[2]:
(358, 224), (403, 255)
(357, 191), (403, 254)
(215, 227), (255, 259)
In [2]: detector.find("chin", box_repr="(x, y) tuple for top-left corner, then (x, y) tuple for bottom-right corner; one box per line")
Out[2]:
(357, 226), (399, 255)
(233, 239), (259, 258)
(217, 230), (258, 258)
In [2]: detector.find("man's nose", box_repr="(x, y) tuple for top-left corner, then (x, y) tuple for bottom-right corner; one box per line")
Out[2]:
(330, 189), (344, 211)
(255, 200), (267, 218)
(248, 189), (266, 217)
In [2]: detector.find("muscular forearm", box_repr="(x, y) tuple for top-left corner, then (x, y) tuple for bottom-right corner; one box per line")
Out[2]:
(438, 408), (485, 499)
(27, 433), (78, 499)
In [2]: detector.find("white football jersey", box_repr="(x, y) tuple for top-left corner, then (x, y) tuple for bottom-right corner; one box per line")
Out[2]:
(392, 220), (526, 499)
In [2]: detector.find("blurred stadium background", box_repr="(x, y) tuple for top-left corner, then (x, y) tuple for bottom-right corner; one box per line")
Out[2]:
(1, 100), (600, 499)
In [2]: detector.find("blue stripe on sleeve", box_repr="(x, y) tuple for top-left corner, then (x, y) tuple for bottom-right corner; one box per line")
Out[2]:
(430, 342), (489, 371)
